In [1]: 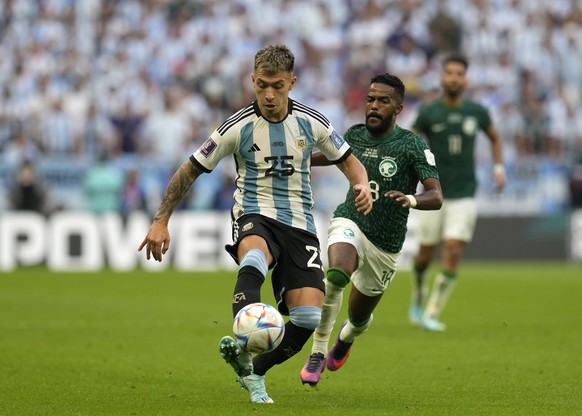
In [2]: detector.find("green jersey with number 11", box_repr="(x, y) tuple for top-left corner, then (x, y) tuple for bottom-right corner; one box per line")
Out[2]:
(332, 124), (439, 253)
(412, 98), (492, 198)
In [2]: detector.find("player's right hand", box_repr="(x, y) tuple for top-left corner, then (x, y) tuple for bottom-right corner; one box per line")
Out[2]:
(138, 221), (171, 262)
(353, 183), (373, 215)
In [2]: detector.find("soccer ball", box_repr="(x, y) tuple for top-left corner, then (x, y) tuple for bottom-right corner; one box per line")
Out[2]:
(232, 302), (285, 354)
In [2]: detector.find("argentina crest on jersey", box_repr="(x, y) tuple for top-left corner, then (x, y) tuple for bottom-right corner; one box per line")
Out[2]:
(295, 123), (310, 151)
(295, 135), (308, 151)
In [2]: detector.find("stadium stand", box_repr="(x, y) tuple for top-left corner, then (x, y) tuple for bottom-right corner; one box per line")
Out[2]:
(0, 0), (581, 215)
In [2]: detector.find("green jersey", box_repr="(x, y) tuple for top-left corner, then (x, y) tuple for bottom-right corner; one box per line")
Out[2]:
(332, 124), (439, 253)
(412, 98), (492, 198)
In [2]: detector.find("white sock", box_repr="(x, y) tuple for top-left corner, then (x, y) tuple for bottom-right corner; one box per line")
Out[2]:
(423, 273), (456, 320)
(339, 314), (373, 344)
(312, 280), (344, 355)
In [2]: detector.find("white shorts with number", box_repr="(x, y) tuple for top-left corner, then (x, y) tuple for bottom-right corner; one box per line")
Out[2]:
(327, 217), (399, 297)
(416, 197), (477, 245)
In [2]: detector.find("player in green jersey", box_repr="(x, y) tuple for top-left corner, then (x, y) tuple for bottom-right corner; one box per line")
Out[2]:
(299, 73), (443, 386)
(408, 54), (506, 332)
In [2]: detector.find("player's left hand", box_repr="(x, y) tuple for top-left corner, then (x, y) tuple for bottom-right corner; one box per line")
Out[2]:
(494, 171), (506, 192)
(353, 184), (373, 215)
(385, 191), (414, 208)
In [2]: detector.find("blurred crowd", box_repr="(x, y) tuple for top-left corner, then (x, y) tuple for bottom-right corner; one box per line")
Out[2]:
(1, 0), (581, 215)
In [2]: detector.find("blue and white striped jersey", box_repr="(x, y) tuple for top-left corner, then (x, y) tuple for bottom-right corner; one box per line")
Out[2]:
(190, 99), (351, 235)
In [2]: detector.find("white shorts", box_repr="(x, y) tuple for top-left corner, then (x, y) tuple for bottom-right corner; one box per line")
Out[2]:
(416, 197), (477, 245)
(327, 217), (399, 297)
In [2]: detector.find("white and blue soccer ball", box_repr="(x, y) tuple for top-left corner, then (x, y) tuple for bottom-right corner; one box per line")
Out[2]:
(232, 302), (285, 354)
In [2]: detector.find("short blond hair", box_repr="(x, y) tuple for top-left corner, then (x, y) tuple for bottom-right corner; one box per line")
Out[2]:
(254, 45), (295, 75)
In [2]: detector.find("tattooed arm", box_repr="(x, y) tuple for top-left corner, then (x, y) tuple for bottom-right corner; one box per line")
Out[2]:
(138, 160), (203, 262)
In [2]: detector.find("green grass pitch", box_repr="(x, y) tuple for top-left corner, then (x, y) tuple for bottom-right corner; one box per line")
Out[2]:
(1, 262), (581, 415)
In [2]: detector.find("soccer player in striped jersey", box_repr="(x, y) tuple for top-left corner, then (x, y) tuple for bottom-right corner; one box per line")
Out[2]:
(300, 73), (442, 386)
(138, 44), (372, 403)
(409, 54), (506, 332)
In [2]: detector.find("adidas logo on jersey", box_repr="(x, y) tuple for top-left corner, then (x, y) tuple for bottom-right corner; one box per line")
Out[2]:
(248, 144), (261, 152)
